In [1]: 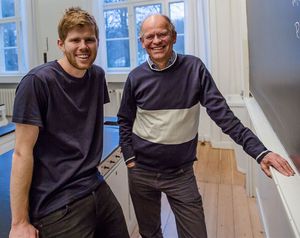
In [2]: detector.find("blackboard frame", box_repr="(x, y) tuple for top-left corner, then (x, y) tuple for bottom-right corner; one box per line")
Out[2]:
(246, 0), (300, 172)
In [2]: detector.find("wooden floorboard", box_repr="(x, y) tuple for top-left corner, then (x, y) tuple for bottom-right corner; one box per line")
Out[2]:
(248, 197), (265, 238)
(195, 142), (210, 182)
(219, 149), (232, 184)
(202, 182), (218, 238)
(233, 185), (253, 238)
(217, 184), (234, 238)
(205, 148), (221, 184)
(131, 142), (265, 238)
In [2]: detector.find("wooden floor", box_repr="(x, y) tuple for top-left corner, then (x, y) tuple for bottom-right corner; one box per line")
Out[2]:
(131, 142), (265, 238)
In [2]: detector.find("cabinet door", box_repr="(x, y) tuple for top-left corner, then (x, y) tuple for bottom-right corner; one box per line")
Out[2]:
(106, 160), (129, 219)
(105, 160), (136, 234)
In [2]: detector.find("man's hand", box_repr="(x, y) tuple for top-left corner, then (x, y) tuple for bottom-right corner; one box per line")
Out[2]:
(127, 161), (136, 168)
(260, 152), (295, 178)
(9, 221), (39, 238)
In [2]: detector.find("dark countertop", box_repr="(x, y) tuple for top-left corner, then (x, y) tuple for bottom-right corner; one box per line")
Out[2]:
(0, 120), (120, 237)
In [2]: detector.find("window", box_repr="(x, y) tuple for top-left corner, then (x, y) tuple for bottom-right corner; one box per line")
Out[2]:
(135, 4), (161, 65)
(0, 0), (22, 74)
(169, 2), (184, 54)
(102, 0), (185, 72)
(104, 8), (130, 68)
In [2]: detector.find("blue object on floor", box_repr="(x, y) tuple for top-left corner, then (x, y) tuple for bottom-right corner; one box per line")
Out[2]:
(0, 150), (13, 238)
(0, 122), (15, 137)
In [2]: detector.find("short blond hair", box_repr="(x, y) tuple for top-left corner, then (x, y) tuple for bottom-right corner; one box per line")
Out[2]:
(58, 7), (99, 42)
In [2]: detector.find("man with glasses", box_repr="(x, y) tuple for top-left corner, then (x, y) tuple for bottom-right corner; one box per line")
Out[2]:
(118, 14), (294, 238)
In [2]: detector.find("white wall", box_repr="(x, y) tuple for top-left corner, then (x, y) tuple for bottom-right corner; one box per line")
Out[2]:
(200, 0), (250, 148)
(35, 0), (89, 64)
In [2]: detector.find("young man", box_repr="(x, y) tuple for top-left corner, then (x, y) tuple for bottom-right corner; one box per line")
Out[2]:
(117, 14), (294, 238)
(9, 7), (129, 238)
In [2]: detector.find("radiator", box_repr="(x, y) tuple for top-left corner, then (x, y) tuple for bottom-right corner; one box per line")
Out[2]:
(0, 88), (124, 117)
(105, 89), (123, 117)
(0, 89), (15, 116)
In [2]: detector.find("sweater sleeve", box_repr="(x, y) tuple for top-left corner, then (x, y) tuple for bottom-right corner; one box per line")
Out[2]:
(199, 65), (270, 163)
(117, 77), (137, 165)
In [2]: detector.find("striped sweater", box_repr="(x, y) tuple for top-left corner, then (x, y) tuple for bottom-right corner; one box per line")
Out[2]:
(118, 54), (268, 172)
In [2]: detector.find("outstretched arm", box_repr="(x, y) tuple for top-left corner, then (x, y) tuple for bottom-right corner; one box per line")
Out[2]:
(9, 123), (39, 238)
(198, 64), (295, 178)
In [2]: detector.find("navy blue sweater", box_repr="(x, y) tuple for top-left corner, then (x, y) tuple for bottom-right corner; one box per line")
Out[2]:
(13, 61), (109, 218)
(118, 54), (268, 172)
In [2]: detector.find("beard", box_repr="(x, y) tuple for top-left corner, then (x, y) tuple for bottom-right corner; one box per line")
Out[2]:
(65, 50), (97, 70)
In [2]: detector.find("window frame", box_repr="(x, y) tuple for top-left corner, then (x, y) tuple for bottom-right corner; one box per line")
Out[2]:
(0, 0), (23, 77)
(0, 0), (38, 83)
(100, 0), (185, 77)
(103, 6), (131, 71)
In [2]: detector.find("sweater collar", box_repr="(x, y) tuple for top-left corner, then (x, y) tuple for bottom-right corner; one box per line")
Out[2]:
(147, 51), (177, 71)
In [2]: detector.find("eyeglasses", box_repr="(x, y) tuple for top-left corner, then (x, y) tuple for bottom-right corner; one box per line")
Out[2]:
(141, 31), (170, 42)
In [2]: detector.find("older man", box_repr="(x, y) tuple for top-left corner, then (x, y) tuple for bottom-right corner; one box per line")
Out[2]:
(118, 14), (294, 238)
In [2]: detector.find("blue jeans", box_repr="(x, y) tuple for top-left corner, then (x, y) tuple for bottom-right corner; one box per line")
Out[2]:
(128, 165), (207, 238)
(32, 181), (129, 238)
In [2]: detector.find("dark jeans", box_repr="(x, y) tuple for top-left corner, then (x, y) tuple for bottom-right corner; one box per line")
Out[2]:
(32, 181), (129, 238)
(128, 165), (207, 238)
